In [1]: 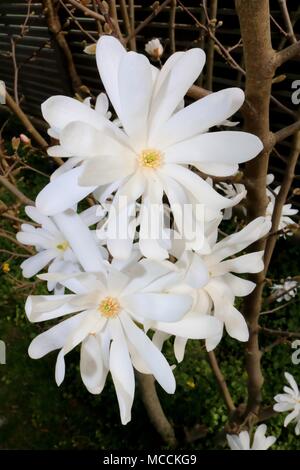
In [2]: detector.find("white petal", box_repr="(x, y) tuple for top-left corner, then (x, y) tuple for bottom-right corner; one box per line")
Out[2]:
(79, 154), (135, 187)
(161, 164), (232, 210)
(42, 95), (101, 133)
(80, 334), (108, 394)
(165, 131), (262, 167)
(96, 36), (126, 117)
(21, 250), (57, 278)
(285, 372), (299, 395)
(25, 206), (59, 235)
(155, 310), (222, 339)
(121, 313), (175, 393)
(122, 292), (192, 322)
(223, 305), (249, 342)
(118, 51), (153, 147)
(149, 48), (206, 134)
(222, 273), (256, 297)
(53, 209), (104, 272)
(156, 88), (245, 147)
(174, 336), (188, 363)
(109, 318), (135, 425)
(36, 167), (96, 216)
(28, 311), (86, 358)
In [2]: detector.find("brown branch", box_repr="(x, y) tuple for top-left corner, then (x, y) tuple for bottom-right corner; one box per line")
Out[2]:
(187, 84), (211, 100)
(125, 0), (172, 45)
(169, 0), (176, 54)
(92, 0), (103, 34)
(207, 351), (235, 413)
(274, 119), (300, 144)
(5, 92), (48, 150)
(0, 230), (34, 255)
(0, 175), (34, 206)
(128, 0), (136, 50)
(59, 0), (97, 42)
(136, 373), (177, 448)
(119, 0), (135, 50)
(10, 39), (20, 106)
(235, 0), (276, 422)
(65, 0), (105, 22)
(106, 0), (124, 42)
(260, 299), (299, 315)
(264, 131), (300, 272)
(178, 0), (245, 75)
(203, 0), (218, 91)
(278, 0), (298, 44)
(260, 327), (300, 339)
(276, 40), (300, 67)
(43, 0), (90, 98)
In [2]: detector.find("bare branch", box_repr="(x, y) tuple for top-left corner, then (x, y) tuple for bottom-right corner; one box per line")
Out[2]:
(278, 0), (298, 44)
(207, 351), (235, 413)
(136, 373), (177, 448)
(264, 131), (300, 271)
(274, 119), (300, 144)
(0, 175), (34, 206)
(65, 0), (105, 22)
(119, 0), (135, 50)
(125, 0), (172, 45)
(276, 40), (300, 67)
(169, 0), (176, 54)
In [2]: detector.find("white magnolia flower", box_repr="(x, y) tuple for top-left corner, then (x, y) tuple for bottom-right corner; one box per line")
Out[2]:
(274, 372), (300, 435)
(17, 206), (105, 293)
(271, 279), (298, 302)
(145, 38), (164, 60)
(152, 217), (271, 354)
(227, 424), (276, 450)
(266, 175), (298, 236)
(36, 36), (262, 260)
(215, 181), (246, 220)
(26, 258), (221, 424)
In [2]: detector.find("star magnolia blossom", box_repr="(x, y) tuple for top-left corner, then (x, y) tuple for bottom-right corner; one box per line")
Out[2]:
(266, 174), (298, 236)
(17, 206), (106, 293)
(152, 216), (271, 354)
(227, 424), (276, 450)
(274, 372), (300, 435)
(36, 36), (263, 260)
(26, 259), (221, 424)
(215, 181), (247, 220)
(271, 279), (298, 302)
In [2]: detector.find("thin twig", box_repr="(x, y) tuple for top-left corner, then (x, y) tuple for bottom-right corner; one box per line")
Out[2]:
(128, 0), (136, 50)
(169, 0), (176, 54)
(64, 0), (105, 22)
(278, 0), (298, 44)
(207, 351), (235, 413)
(0, 175), (34, 206)
(203, 0), (218, 90)
(260, 327), (300, 339)
(264, 132), (300, 272)
(119, 0), (135, 50)
(125, 0), (172, 44)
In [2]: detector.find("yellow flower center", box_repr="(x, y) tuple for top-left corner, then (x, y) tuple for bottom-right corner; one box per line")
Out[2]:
(98, 296), (120, 318)
(56, 241), (69, 251)
(139, 148), (163, 169)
